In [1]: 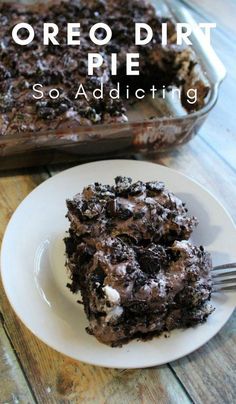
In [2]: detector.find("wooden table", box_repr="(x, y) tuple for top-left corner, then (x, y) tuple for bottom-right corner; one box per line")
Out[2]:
(0, 1), (236, 403)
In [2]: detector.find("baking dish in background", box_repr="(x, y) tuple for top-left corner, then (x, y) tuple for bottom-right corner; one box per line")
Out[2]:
(0, 0), (226, 170)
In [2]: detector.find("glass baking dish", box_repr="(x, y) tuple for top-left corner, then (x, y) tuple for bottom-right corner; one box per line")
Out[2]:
(0, 0), (226, 170)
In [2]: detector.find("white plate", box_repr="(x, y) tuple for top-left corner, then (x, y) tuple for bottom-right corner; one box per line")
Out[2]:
(1, 160), (236, 368)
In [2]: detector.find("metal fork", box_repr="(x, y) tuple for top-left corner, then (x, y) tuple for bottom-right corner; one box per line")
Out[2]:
(212, 263), (236, 292)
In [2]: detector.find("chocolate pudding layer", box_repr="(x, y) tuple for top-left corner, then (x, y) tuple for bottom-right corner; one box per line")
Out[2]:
(66, 176), (198, 244)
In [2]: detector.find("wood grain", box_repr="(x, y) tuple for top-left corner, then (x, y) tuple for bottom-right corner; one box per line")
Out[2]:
(182, 0), (236, 170)
(0, 169), (49, 404)
(0, 169), (48, 241)
(171, 310), (236, 404)
(0, 322), (35, 404)
(187, 0), (236, 36)
(155, 136), (236, 219)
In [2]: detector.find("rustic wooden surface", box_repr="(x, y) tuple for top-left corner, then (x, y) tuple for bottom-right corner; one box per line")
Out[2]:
(0, 1), (236, 403)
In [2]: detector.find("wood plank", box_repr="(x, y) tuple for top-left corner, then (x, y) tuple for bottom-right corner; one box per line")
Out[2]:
(0, 169), (49, 241)
(0, 322), (35, 404)
(155, 136), (236, 219)
(0, 169), (191, 403)
(0, 169), (49, 404)
(182, 1), (236, 171)
(198, 29), (236, 171)
(171, 310), (236, 404)
(187, 0), (236, 36)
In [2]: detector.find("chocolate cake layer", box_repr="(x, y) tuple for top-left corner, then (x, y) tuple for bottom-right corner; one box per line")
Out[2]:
(0, 0), (208, 136)
(65, 177), (213, 346)
(65, 235), (213, 346)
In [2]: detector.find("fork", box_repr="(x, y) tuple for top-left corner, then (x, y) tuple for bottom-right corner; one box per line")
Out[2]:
(212, 263), (236, 292)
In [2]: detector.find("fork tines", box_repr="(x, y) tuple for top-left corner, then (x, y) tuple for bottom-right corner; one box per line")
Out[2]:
(212, 263), (236, 292)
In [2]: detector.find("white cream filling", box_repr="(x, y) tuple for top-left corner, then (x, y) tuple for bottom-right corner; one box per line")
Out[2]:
(102, 285), (123, 322)
(105, 306), (123, 322)
(102, 285), (120, 304)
